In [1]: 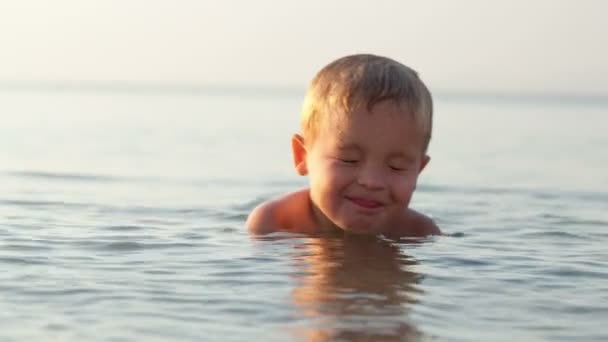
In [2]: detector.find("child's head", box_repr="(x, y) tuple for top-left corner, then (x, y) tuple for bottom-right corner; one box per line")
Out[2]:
(292, 54), (434, 235)
(300, 54), (433, 154)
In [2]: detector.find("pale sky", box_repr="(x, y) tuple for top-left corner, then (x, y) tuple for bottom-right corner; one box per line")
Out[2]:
(1, 0), (606, 94)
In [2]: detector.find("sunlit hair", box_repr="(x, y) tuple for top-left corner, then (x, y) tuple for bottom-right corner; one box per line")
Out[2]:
(301, 54), (433, 153)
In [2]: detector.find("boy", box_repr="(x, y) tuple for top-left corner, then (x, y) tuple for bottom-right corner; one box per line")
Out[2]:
(247, 54), (440, 237)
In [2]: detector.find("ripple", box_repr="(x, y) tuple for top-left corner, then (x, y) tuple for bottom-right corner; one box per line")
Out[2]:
(18, 287), (102, 296)
(219, 226), (240, 233)
(544, 267), (608, 279)
(540, 214), (608, 227)
(0, 257), (49, 265)
(73, 294), (134, 306)
(520, 229), (589, 240)
(174, 231), (211, 240)
(94, 241), (198, 251)
(418, 184), (608, 203)
(101, 225), (148, 232)
(4, 243), (53, 252)
(0, 199), (91, 209)
(6, 170), (123, 182)
(44, 323), (69, 332)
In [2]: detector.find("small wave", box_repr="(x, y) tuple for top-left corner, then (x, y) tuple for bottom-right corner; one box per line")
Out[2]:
(0, 199), (91, 209)
(213, 211), (249, 222)
(4, 170), (303, 193)
(174, 232), (211, 240)
(18, 287), (102, 296)
(539, 214), (608, 227)
(97, 205), (215, 217)
(447, 232), (466, 238)
(0, 257), (49, 265)
(7, 170), (123, 183)
(418, 184), (608, 202)
(44, 323), (69, 332)
(4, 244), (53, 252)
(5, 170), (186, 187)
(102, 225), (147, 232)
(543, 267), (608, 279)
(95, 241), (197, 252)
(520, 229), (589, 240)
(0, 200), (220, 226)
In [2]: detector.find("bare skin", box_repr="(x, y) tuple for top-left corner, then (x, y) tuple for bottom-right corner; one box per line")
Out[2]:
(247, 189), (441, 238)
(248, 100), (441, 238)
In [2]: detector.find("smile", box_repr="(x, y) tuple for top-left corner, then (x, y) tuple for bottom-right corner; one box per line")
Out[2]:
(346, 196), (384, 210)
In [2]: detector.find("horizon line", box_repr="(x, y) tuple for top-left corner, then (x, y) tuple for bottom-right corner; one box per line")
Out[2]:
(1, 79), (607, 106)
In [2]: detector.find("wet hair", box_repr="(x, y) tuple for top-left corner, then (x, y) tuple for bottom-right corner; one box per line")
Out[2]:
(300, 54), (433, 152)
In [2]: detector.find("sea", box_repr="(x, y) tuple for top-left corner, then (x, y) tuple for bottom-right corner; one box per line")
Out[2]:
(1, 84), (607, 341)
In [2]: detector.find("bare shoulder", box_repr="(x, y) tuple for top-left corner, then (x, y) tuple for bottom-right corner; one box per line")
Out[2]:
(402, 209), (442, 237)
(246, 199), (281, 235)
(246, 189), (311, 235)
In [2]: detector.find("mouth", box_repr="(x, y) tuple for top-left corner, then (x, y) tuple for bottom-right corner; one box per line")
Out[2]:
(346, 196), (384, 210)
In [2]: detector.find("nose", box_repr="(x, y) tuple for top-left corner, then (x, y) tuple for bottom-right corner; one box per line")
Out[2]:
(356, 165), (385, 190)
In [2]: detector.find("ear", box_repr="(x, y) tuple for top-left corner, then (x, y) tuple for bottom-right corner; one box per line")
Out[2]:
(418, 155), (430, 174)
(291, 134), (308, 175)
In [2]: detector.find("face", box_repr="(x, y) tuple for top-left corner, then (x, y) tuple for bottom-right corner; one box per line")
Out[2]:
(293, 100), (430, 235)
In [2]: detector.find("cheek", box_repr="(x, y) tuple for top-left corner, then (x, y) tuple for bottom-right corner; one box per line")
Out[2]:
(390, 174), (418, 202)
(320, 162), (353, 187)
(310, 163), (342, 200)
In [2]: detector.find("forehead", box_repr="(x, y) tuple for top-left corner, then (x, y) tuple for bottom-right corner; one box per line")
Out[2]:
(320, 101), (423, 151)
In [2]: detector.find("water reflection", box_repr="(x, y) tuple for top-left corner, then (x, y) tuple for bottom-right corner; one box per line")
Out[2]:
(289, 234), (425, 341)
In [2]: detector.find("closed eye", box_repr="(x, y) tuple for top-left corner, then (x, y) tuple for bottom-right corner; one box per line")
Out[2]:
(339, 158), (358, 164)
(389, 165), (414, 172)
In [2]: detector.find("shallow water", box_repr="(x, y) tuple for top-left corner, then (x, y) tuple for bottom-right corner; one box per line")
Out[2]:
(1, 89), (607, 341)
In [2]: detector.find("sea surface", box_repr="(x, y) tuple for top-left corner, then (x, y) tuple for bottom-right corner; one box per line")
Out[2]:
(1, 86), (607, 341)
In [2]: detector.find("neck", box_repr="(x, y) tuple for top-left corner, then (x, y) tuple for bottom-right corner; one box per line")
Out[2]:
(307, 196), (344, 236)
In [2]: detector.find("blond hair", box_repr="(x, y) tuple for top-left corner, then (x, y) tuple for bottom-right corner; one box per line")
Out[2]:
(301, 54), (433, 152)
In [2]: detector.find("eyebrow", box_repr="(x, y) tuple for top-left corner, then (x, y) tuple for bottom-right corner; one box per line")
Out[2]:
(387, 152), (417, 163)
(336, 143), (361, 151)
(336, 143), (417, 162)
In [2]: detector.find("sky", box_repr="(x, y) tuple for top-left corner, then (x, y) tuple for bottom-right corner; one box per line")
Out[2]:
(0, 0), (607, 95)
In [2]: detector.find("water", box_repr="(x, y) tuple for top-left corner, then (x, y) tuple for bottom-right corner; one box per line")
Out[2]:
(1, 88), (607, 341)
